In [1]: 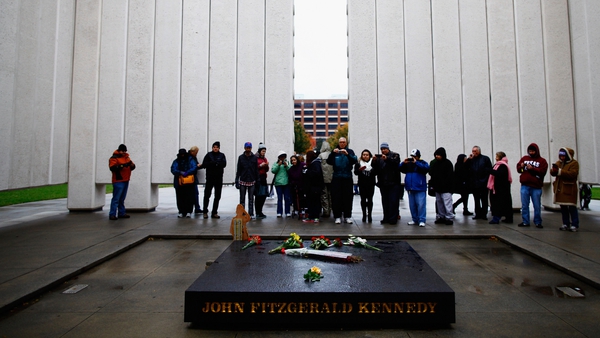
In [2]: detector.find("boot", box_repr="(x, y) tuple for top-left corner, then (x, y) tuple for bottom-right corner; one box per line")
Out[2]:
(367, 205), (373, 223)
(361, 205), (367, 222)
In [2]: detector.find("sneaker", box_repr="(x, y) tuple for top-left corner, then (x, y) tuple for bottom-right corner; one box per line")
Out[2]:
(109, 215), (118, 220)
(256, 214), (266, 220)
(211, 214), (221, 219)
(518, 223), (530, 227)
(535, 224), (543, 229)
(463, 210), (474, 216)
(335, 218), (342, 224)
(434, 218), (446, 224)
(177, 213), (184, 218)
(419, 222), (426, 227)
(185, 214), (190, 218)
(313, 218), (320, 223)
(302, 219), (314, 223)
(570, 226), (578, 232)
(286, 213), (292, 217)
(194, 210), (202, 214)
(345, 218), (353, 224)
(277, 214), (282, 218)
(445, 220), (454, 225)
(407, 221), (416, 225)
(559, 224), (569, 231)
(250, 215), (256, 220)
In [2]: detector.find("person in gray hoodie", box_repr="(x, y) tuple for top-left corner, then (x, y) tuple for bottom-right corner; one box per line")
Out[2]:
(319, 141), (333, 218)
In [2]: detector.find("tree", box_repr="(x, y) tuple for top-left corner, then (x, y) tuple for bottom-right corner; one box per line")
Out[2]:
(294, 121), (313, 154)
(327, 123), (348, 149)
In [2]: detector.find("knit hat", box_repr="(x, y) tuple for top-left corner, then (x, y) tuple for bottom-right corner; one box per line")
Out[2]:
(380, 142), (389, 149)
(410, 149), (421, 157)
(258, 143), (267, 150)
(118, 144), (127, 152)
(213, 141), (220, 148)
(244, 142), (252, 148)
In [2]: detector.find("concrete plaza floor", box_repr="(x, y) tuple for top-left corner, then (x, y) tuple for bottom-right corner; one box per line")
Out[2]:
(0, 186), (599, 337)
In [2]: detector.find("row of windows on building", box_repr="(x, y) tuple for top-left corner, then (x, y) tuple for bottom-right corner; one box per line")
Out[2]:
(294, 99), (349, 138)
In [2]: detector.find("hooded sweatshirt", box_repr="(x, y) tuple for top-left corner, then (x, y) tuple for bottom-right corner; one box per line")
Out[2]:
(429, 147), (454, 193)
(319, 142), (333, 183)
(516, 143), (548, 189)
(109, 150), (136, 183)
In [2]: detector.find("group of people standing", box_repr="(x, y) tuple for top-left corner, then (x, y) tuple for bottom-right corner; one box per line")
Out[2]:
(171, 142), (227, 219)
(109, 140), (582, 232)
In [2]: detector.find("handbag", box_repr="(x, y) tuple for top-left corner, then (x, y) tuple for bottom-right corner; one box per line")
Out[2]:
(427, 180), (435, 197)
(179, 174), (195, 185)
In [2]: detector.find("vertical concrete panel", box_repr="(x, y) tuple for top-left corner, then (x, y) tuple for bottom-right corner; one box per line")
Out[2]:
(152, 0), (182, 183)
(68, 0), (104, 210)
(50, 0), (75, 185)
(265, 0), (294, 159)
(97, 0), (128, 184)
(348, 0), (378, 154)
(237, 0), (265, 148)
(11, 1), (38, 188)
(404, 0), (435, 158)
(487, 0), (521, 206)
(569, 0), (599, 184)
(209, 0), (237, 182)
(0, 0), (19, 190)
(514, 0), (550, 165)
(431, 0), (463, 159)
(30, 0), (58, 186)
(542, 0), (576, 158)
(124, 0), (158, 210)
(181, 0), (209, 182)
(376, 0), (405, 156)
(459, 0), (492, 154)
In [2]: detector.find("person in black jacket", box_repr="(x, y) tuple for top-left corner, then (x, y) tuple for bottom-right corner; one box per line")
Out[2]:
(302, 151), (325, 223)
(200, 141), (227, 219)
(354, 149), (377, 223)
(466, 146), (492, 220)
(371, 142), (401, 224)
(452, 154), (473, 216)
(487, 151), (513, 224)
(429, 147), (455, 225)
(235, 142), (258, 219)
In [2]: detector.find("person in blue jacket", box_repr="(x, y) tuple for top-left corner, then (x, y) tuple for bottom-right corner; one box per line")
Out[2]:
(171, 148), (198, 218)
(399, 149), (430, 227)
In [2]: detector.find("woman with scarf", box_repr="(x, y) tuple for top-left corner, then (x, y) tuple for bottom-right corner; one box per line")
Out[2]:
(487, 151), (513, 224)
(354, 149), (376, 222)
(171, 148), (198, 218)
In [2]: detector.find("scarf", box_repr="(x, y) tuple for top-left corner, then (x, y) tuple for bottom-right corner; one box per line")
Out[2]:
(359, 158), (373, 176)
(487, 157), (512, 194)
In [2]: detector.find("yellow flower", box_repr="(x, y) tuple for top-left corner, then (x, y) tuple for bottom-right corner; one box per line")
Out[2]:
(291, 233), (300, 241)
(310, 266), (322, 275)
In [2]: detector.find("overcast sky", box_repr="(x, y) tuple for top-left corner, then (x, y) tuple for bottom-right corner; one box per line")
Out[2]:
(294, 0), (348, 99)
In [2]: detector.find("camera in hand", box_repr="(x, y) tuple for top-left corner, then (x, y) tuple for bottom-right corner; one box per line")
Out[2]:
(408, 157), (414, 162)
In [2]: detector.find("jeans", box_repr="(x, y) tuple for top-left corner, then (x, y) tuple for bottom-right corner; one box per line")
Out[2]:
(560, 205), (579, 228)
(520, 185), (542, 225)
(408, 190), (427, 223)
(275, 185), (291, 215)
(239, 185), (255, 216)
(109, 181), (129, 217)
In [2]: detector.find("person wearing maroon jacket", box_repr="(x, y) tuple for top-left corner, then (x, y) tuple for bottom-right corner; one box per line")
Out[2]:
(516, 143), (548, 228)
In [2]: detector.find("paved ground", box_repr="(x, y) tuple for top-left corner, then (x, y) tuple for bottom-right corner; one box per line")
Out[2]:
(0, 186), (599, 337)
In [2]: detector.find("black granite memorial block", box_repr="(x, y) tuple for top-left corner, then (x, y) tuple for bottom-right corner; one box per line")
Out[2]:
(184, 240), (455, 329)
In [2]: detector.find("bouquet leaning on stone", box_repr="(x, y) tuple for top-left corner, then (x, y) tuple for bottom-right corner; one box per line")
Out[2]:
(268, 232), (303, 254)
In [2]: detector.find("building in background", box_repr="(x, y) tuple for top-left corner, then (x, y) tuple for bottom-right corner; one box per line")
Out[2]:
(294, 99), (348, 139)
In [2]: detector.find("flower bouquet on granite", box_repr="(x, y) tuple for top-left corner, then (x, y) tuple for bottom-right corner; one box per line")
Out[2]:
(329, 238), (343, 248)
(310, 236), (331, 250)
(343, 234), (383, 251)
(268, 232), (303, 254)
(304, 266), (323, 282)
(242, 235), (262, 250)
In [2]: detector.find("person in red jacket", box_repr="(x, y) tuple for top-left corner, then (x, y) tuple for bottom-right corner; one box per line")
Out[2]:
(516, 143), (548, 228)
(108, 144), (136, 220)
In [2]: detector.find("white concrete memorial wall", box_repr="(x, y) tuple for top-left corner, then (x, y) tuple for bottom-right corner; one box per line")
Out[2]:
(0, 0), (597, 211)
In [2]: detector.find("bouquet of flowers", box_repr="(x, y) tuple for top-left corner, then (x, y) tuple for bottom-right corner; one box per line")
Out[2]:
(304, 266), (323, 282)
(268, 232), (303, 254)
(329, 238), (343, 248)
(343, 234), (383, 251)
(310, 235), (331, 250)
(242, 235), (262, 250)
